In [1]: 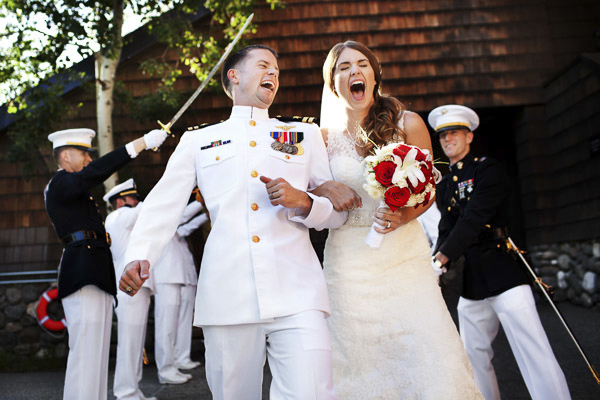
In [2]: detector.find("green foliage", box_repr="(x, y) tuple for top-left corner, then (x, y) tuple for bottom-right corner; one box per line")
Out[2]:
(1, 0), (283, 176)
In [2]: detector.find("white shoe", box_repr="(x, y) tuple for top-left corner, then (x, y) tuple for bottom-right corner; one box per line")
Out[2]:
(178, 371), (192, 380)
(177, 360), (201, 370)
(158, 370), (190, 384)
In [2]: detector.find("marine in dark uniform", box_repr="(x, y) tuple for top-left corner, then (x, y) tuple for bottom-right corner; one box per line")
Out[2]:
(45, 127), (167, 400)
(429, 105), (570, 400)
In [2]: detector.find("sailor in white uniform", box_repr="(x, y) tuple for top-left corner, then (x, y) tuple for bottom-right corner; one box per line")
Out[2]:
(153, 198), (207, 383)
(119, 45), (346, 400)
(104, 179), (156, 400)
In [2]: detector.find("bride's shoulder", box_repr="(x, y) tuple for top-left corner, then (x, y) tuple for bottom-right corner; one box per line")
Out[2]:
(320, 127), (329, 146)
(401, 111), (428, 134)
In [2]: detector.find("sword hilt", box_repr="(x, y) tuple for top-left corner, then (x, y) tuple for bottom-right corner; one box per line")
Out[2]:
(143, 348), (149, 365)
(151, 120), (174, 152)
(591, 364), (600, 386)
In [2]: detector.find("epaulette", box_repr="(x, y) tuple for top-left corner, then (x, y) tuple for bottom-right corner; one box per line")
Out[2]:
(276, 115), (320, 125)
(187, 121), (222, 131)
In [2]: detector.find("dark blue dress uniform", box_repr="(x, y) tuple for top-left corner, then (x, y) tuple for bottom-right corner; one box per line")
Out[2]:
(44, 146), (133, 299)
(435, 151), (529, 300)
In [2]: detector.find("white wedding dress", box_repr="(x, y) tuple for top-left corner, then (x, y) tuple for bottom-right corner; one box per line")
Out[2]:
(323, 119), (482, 399)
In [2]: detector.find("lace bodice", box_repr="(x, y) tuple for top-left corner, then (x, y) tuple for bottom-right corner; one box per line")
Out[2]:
(325, 115), (405, 227)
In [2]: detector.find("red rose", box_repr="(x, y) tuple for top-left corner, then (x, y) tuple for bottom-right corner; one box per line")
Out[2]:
(408, 177), (426, 194)
(420, 163), (433, 184)
(392, 144), (411, 159)
(384, 186), (411, 211)
(373, 161), (396, 187)
(414, 148), (428, 162)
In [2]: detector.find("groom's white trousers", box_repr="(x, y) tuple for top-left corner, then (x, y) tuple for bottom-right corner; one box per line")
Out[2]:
(202, 310), (337, 400)
(457, 284), (571, 400)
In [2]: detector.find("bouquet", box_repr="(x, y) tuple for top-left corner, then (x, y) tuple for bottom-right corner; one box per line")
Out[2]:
(362, 142), (438, 249)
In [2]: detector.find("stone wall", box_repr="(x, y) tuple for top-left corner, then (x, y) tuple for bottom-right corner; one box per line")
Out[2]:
(0, 283), (69, 370)
(531, 238), (600, 309)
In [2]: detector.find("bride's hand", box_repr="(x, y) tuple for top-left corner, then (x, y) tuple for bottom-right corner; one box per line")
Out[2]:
(310, 180), (362, 212)
(373, 206), (411, 234)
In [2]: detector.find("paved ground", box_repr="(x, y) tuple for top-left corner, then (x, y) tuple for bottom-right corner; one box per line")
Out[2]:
(1, 301), (599, 399)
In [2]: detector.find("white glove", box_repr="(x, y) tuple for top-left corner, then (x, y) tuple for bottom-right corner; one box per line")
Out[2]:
(431, 257), (447, 277)
(144, 129), (169, 150)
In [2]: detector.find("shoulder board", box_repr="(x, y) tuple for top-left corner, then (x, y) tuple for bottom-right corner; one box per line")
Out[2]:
(276, 115), (319, 125)
(186, 121), (222, 131)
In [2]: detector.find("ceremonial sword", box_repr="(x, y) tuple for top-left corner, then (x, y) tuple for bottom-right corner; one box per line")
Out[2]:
(506, 237), (600, 386)
(156, 13), (255, 136)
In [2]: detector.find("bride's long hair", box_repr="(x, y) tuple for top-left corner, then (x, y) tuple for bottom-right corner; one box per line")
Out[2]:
(322, 41), (406, 153)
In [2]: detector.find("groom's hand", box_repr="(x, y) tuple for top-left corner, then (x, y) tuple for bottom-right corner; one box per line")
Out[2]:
(260, 176), (313, 216)
(119, 260), (150, 296)
(310, 180), (362, 212)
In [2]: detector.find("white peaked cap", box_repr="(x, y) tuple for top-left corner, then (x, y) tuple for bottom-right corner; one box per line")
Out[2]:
(427, 105), (479, 134)
(48, 128), (96, 150)
(103, 178), (138, 203)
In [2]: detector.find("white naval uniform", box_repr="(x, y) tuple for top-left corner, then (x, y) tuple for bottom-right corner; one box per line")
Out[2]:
(125, 106), (346, 399)
(175, 205), (208, 366)
(153, 202), (206, 380)
(458, 285), (571, 400)
(106, 202), (155, 400)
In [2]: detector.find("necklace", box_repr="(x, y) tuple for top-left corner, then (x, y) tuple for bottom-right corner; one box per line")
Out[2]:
(344, 128), (370, 148)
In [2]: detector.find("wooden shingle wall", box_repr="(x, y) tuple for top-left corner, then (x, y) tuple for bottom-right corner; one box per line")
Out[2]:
(517, 54), (600, 244)
(0, 0), (598, 272)
(253, 0), (599, 115)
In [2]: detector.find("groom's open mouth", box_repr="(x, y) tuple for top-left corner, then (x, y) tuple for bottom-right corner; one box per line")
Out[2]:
(260, 80), (276, 92)
(350, 80), (365, 101)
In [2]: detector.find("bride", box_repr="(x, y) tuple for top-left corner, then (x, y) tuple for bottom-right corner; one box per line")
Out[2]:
(314, 41), (483, 399)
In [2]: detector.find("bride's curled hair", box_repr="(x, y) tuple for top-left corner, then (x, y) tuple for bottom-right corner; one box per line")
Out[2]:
(323, 41), (406, 153)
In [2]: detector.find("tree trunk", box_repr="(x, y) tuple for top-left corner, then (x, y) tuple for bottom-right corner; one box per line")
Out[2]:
(95, 1), (125, 193)
(95, 52), (120, 192)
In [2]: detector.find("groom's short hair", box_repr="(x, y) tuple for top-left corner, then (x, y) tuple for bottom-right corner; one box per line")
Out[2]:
(221, 44), (278, 100)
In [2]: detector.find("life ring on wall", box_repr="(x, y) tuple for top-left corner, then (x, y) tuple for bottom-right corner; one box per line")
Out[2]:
(36, 288), (67, 331)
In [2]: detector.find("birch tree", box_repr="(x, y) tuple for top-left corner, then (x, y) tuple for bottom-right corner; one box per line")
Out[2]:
(0, 0), (280, 189)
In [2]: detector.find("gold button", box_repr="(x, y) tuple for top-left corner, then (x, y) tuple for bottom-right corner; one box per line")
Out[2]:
(285, 155), (290, 159)
(249, 141), (256, 147)
(87, 245), (91, 249)
(249, 120), (256, 126)
(252, 235), (260, 243)
(447, 207), (451, 212)
(89, 196), (93, 200)
(251, 203), (258, 211)
(251, 170), (258, 178)
(452, 176), (458, 182)
(216, 156), (220, 161)
(455, 190), (458, 195)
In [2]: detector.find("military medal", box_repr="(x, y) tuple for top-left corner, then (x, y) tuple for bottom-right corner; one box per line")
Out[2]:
(270, 126), (304, 156)
(458, 179), (474, 200)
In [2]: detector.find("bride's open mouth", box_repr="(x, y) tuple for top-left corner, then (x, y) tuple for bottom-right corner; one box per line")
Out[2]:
(350, 80), (365, 101)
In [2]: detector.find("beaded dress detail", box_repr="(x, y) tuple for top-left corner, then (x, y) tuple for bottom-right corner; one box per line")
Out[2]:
(323, 112), (482, 399)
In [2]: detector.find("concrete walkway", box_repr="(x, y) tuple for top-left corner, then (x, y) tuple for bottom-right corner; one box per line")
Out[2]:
(1, 301), (599, 399)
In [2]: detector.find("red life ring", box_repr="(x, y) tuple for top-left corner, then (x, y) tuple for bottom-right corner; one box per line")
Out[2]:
(36, 288), (67, 331)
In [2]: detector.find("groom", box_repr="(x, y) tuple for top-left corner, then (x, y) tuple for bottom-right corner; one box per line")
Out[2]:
(119, 45), (347, 399)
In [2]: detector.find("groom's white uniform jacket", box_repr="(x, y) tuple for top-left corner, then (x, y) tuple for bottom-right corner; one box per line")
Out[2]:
(124, 106), (346, 326)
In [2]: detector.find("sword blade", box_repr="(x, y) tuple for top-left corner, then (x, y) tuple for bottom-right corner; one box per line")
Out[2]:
(158, 13), (255, 133)
(507, 237), (600, 385)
